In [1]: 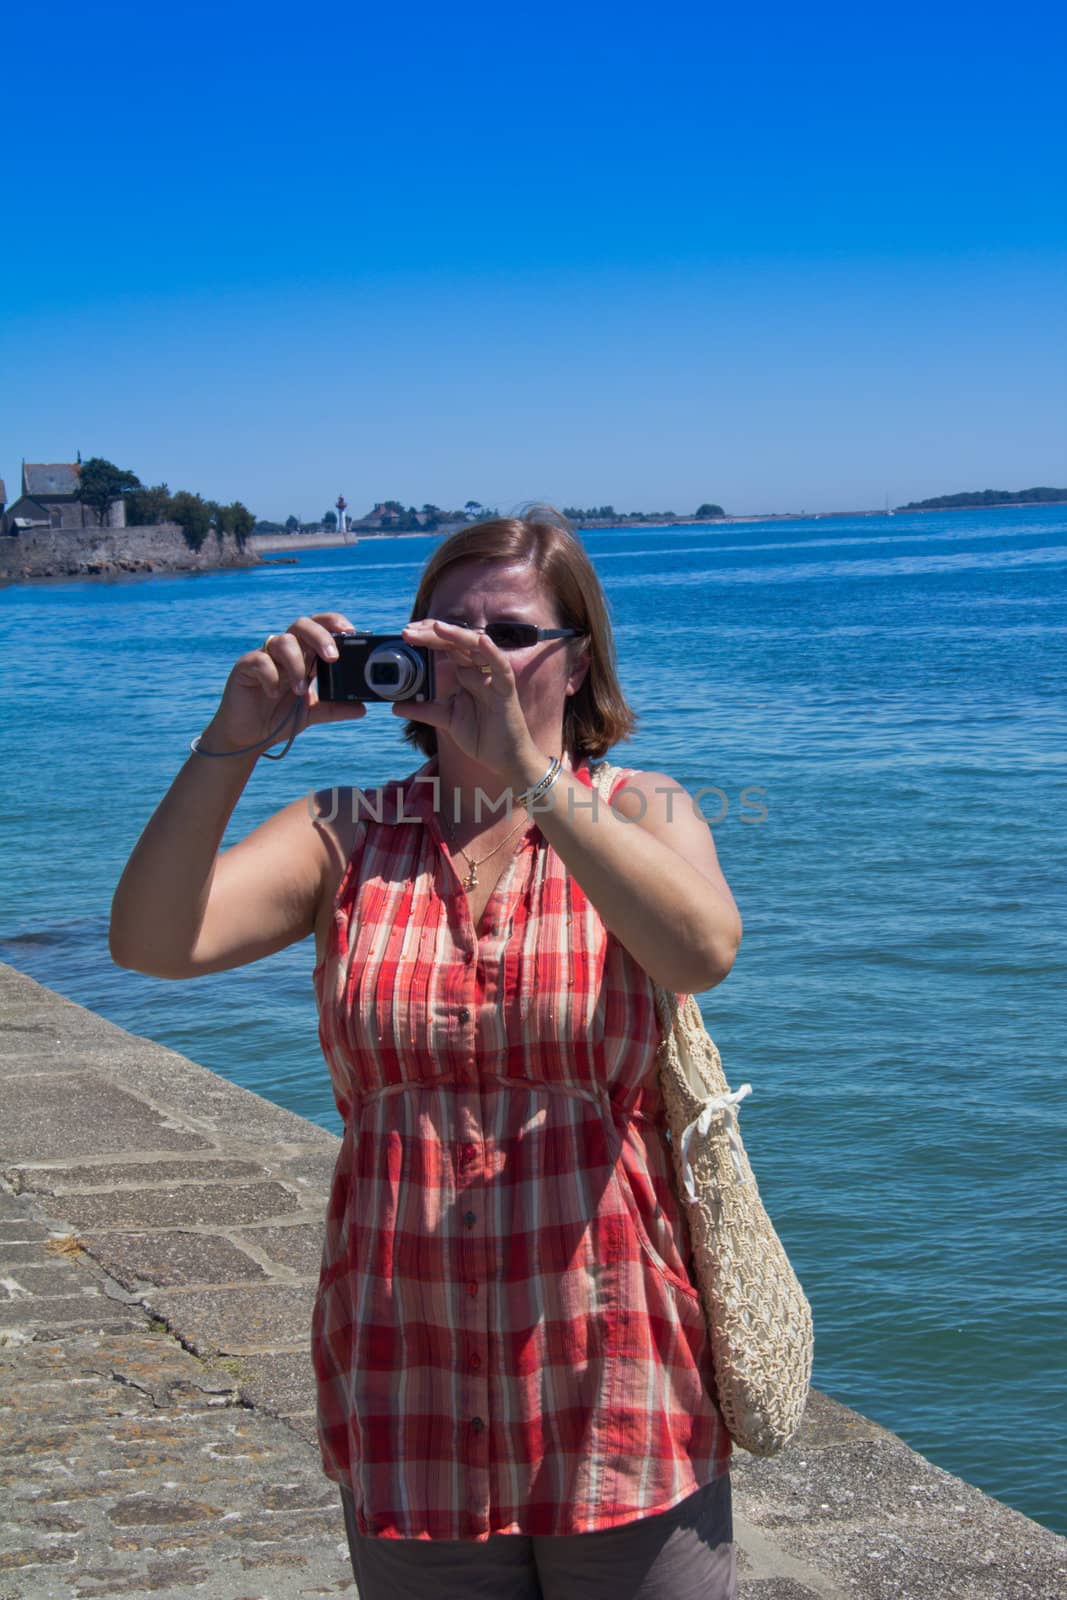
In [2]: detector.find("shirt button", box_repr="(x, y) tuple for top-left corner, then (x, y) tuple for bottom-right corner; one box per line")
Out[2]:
(469, 1352), (482, 1371)
(463, 1143), (477, 1164)
(463, 1210), (477, 1228)
(458, 1007), (470, 1023)
(471, 1416), (485, 1432)
(468, 1281), (478, 1298)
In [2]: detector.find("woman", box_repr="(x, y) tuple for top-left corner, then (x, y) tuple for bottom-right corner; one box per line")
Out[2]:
(110, 507), (743, 1599)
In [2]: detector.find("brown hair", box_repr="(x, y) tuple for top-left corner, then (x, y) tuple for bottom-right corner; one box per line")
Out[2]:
(401, 504), (636, 761)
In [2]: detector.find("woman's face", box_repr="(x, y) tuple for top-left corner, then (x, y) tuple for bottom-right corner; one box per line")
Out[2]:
(425, 560), (589, 754)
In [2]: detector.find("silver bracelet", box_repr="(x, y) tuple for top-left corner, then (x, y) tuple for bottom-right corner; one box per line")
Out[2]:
(517, 754), (563, 809)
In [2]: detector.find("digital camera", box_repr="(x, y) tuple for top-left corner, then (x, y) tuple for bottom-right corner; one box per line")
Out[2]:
(316, 631), (436, 704)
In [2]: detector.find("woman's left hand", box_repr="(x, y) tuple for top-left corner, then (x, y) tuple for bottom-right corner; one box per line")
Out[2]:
(393, 620), (540, 780)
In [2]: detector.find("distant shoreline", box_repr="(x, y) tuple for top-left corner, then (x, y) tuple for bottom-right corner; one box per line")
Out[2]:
(589, 500), (1067, 531)
(253, 500), (1067, 553)
(251, 530), (438, 554)
(888, 500), (1067, 516)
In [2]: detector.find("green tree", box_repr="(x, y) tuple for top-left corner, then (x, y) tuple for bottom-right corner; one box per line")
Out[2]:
(77, 457), (141, 526)
(285, 514), (300, 533)
(125, 482), (173, 525)
(170, 491), (213, 551)
(228, 501), (255, 550)
(695, 503), (725, 519)
(323, 510), (338, 530)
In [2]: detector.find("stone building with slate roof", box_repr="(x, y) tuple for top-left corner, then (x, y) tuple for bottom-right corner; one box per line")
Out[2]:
(2, 461), (127, 534)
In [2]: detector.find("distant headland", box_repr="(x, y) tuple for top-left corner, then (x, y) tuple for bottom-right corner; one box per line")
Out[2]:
(895, 487), (1067, 512)
(0, 457), (257, 582)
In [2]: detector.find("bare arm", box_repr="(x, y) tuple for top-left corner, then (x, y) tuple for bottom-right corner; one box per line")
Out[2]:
(110, 766), (334, 978)
(109, 612), (362, 979)
(519, 763), (742, 994)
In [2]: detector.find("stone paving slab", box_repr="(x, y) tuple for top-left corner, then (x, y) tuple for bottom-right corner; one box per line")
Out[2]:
(0, 1077), (213, 1161)
(0, 1223), (52, 1242)
(2, 1263), (94, 1299)
(7, 1160), (269, 1194)
(230, 1224), (329, 1279)
(44, 1183), (305, 1234)
(0, 1297), (147, 1337)
(221, 1351), (319, 1419)
(142, 1285), (315, 1357)
(2, 959), (1066, 1599)
(80, 1231), (272, 1290)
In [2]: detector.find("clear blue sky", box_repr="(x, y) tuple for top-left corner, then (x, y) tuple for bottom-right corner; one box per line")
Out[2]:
(2, 0), (1065, 519)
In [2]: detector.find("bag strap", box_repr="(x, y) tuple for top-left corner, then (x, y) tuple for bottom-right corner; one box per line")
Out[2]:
(587, 758), (635, 807)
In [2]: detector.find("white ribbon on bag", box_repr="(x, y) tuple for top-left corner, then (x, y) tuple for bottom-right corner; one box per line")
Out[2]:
(678, 1084), (753, 1200)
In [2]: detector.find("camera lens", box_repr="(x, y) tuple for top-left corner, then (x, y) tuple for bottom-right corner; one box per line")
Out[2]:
(365, 643), (425, 700)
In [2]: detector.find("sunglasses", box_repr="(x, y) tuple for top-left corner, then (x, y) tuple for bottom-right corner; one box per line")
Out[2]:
(437, 621), (585, 651)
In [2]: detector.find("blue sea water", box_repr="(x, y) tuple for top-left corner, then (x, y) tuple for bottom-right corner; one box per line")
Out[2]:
(1, 506), (1065, 1535)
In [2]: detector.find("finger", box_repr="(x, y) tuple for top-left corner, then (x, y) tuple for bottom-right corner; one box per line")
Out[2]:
(271, 620), (346, 692)
(392, 698), (448, 728)
(312, 612), (356, 632)
(454, 660), (505, 694)
(286, 614), (347, 663)
(258, 616), (352, 692)
(280, 615), (351, 678)
(460, 633), (514, 691)
(261, 632), (312, 694)
(403, 622), (507, 687)
(234, 643), (290, 702)
(473, 629), (511, 671)
(307, 698), (367, 726)
(401, 619), (481, 653)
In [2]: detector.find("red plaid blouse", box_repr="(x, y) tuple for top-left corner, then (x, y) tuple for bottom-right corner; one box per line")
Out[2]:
(311, 757), (730, 1542)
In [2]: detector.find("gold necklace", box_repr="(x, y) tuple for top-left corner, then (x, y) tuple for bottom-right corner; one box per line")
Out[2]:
(444, 811), (530, 891)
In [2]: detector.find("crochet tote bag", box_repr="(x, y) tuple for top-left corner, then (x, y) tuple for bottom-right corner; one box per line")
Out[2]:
(591, 762), (813, 1456)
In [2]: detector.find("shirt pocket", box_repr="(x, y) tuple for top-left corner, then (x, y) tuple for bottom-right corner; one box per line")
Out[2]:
(606, 1118), (702, 1303)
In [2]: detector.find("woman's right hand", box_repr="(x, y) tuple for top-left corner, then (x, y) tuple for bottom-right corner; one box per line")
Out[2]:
(200, 612), (366, 754)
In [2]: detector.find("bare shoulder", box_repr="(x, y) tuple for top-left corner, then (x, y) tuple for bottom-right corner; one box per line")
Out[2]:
(188, 784), (368, 976)
(220, 785), (363, 899)
(220, 787), (331, 876)
(607, 766), (691, 820)
(607, 767), (726, 884)
(252, 786), (367, 960)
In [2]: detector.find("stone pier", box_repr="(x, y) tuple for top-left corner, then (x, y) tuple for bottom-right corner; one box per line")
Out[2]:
(1, 962), (1064, 1598)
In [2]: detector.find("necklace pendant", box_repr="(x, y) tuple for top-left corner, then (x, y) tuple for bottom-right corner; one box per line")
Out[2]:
(465, 863), (478, 890)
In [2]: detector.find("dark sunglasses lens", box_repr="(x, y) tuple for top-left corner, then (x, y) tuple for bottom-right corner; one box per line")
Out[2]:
(486, 623), (537, 649)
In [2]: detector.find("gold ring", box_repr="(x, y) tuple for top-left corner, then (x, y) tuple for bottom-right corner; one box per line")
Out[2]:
(261, 634), (278, 652)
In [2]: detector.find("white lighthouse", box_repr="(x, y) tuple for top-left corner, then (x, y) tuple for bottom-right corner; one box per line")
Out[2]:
(335, 494), (348, 535)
